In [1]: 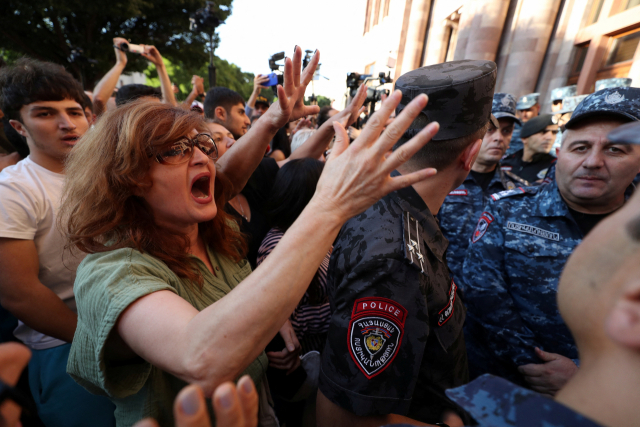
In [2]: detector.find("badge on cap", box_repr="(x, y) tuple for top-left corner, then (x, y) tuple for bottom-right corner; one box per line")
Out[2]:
(348, 297), (407, 379)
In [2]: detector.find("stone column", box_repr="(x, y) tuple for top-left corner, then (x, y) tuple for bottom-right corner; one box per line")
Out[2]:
(400, 0), (432, 74)
(454, 0), (510, 61)
(498, 0), (562, 97)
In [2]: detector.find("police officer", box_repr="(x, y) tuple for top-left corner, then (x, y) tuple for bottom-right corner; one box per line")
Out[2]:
(317, 60), (498, 426)
(550, 85), (577, 113)
(438, 93), (520, 280)
(461, 86), (640, 394)
(505, 93), (540, 156)
(501, 114), (558, 183)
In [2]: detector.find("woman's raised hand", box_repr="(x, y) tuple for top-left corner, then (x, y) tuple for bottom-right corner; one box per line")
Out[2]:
(264, 46), (320, 129)
(312, 90), (440, 223)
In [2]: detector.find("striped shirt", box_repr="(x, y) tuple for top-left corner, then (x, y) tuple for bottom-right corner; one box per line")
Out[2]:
(257, 227), (331, 353)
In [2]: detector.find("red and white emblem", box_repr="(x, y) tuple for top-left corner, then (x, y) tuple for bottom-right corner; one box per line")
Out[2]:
(348, 297), (407, 379)
(472, 212), (494, 243)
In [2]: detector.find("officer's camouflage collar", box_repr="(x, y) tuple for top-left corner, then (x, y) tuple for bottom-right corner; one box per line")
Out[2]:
(389, 170), (448, 261)
(529, 180), (570, 218)
(446, 375), (602, 427)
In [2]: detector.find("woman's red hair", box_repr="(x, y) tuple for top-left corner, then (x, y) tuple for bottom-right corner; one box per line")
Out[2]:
(59, 100), (247, 285)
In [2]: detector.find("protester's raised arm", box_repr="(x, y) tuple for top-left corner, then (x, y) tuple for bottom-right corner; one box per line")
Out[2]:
(216, 46), (320, 196)
(93, 37), (128, 116)
(182, 75), (204, 109)
(141, 45), (177, 107)
(290, 83), (367, 161)
(114, 90), (439, 396)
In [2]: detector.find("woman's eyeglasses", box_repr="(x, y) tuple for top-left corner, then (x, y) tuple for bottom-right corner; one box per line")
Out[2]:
(155, 133), (219, 165)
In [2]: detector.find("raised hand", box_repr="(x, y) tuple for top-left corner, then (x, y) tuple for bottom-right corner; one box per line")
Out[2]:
(112, 37), (128, 66)
(312, 90), (439, 223)
(253, 74), (270, 92)
(264, 46), (320, 129)
(133, 376), (258, 427)
(324, 83), (367, 130)
(141, 45), (165, 69)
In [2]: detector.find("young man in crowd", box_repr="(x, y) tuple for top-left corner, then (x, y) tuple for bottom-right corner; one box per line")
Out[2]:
(501, 114), (558, 183)
(204, 87), (251, 140)
(0, 58), (116, 426)
(438, 93), (520, 278)
(506, 92), (540, 157)
(317, 60), (498, 427)
(462, 86), (640, 395)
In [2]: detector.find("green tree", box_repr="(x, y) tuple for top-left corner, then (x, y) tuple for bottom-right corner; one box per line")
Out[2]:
(304, 95), (332, 108)
(145, 56), (256, 101)
(0, 0), (232, 89)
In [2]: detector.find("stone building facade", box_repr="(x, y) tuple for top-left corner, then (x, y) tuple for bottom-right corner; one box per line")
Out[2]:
(359, 0), (640, 111)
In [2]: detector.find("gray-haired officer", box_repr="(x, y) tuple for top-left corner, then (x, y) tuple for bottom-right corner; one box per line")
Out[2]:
(443, 121), (640, 427)
(501, 114), (558, 183)
(317, 60), (497, 427)
(438, 93), (520, 280)
(462, 86), (640, 394)
(506, 93), (540, 156)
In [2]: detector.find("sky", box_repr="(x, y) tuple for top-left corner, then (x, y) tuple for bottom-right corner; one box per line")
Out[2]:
(215, 0), (367, 108)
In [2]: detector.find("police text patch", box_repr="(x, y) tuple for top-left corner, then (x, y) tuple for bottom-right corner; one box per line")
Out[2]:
(448, 189), (468, 196)
(348, 297), (407, 379)
(472, 212), (494, 243)
(506, 221), (560, 241)
(438, 279), (457, 326)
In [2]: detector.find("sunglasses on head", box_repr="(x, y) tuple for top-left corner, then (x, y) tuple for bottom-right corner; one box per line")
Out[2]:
(154, 133), (219, 165)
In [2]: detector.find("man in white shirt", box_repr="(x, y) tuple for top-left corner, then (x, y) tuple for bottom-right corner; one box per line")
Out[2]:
(0, 58), (115, 426)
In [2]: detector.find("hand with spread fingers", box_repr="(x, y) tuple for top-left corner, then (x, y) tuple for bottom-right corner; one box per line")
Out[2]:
(262, 46), (320, 130)
(325, 83), (367, 130)
(133, 376), (258, 427)
(312, 90), (439, 223)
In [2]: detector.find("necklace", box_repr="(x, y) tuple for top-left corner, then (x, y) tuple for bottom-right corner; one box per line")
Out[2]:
(231, 197), (249, 222)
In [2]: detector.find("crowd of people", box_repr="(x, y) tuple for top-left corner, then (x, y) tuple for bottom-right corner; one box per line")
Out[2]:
(0, 37), (639, 427)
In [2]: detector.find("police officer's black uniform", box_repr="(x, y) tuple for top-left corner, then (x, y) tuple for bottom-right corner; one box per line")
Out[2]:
(319, 60), (498, 424)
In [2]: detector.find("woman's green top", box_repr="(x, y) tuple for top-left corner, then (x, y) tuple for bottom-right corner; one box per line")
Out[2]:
(67, 246), (268, 427)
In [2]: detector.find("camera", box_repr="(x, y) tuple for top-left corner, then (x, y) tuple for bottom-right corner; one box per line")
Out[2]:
(346, 71), (393, 104)
(116, 42), (144, 54)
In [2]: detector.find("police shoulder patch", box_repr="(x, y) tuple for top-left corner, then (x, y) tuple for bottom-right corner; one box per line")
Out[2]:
(490, 187), (526, 201)
(348, 297), (407, 379)
(472, 212), (494, 243)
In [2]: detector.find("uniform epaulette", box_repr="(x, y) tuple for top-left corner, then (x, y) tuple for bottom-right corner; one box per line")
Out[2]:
(490, 186), (536, 201)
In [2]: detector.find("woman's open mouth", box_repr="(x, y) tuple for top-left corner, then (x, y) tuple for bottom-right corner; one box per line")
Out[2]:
(190, 174), (212, 203)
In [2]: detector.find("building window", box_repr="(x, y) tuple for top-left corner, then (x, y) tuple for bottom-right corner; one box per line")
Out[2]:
(604, 29), (640, 66)
(623, 0), (640, 11)
(568, 44), (590, 85)
(586, 0), (605, 24)
(373, 0), (382, 27)
(443, 10), (461, 62)
(383, 0), (391, 18)
(364, 0), (372, 34)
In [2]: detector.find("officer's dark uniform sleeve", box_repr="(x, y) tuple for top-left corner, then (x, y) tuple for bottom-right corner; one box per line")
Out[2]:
(319, 223), (428, 416)
(461, 200), (542, 368)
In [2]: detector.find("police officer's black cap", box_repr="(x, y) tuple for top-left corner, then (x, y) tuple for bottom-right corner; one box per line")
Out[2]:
(395, 60), (497, 141)
(520, 114), (555, 139)
(607, 121), (640, 145)
(565, 87), (640, 130)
